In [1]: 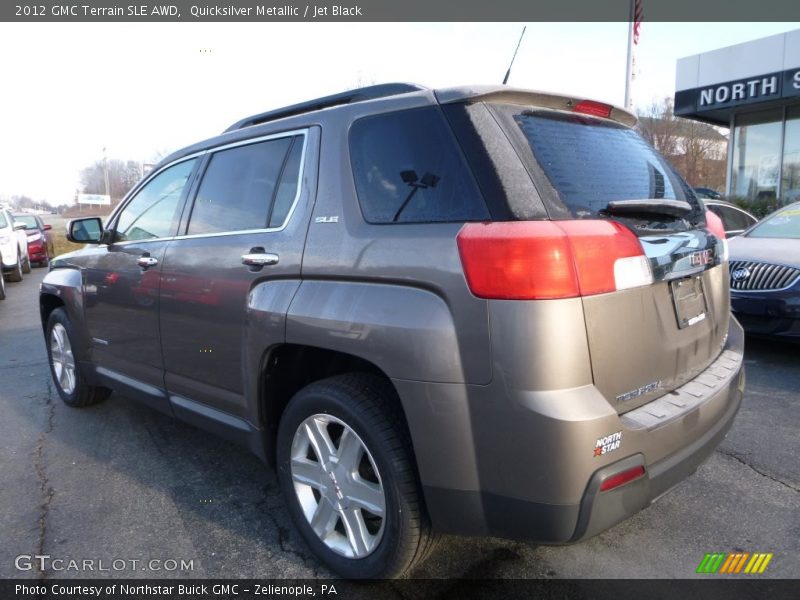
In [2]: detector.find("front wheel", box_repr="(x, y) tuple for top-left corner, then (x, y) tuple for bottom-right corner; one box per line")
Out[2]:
(7, 253), (22, 282)
(46, 308), (111, 407)
(276, 374), (434, 578)
(22, 253), (31, 274)
(0, 268), (5, 300)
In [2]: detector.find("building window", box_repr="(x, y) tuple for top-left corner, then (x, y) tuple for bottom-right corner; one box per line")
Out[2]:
(782, 106), (800, 204)
(730, 109), (782, 202)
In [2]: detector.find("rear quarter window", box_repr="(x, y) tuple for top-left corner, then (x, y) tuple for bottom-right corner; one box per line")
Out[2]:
(349, 106), (490, 224)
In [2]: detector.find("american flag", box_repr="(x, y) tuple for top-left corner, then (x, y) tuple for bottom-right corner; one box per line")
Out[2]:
(633, 0), (643, 45)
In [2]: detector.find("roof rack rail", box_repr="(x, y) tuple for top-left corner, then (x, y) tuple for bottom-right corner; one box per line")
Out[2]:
(224, 82), (427, 132)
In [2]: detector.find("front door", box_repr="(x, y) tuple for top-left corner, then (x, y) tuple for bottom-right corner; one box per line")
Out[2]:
(82, 158), (198, 408)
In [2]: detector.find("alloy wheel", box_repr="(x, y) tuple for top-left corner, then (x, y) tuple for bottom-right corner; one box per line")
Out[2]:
(290, 414), (386, 558)
(50, 323), (76, 395)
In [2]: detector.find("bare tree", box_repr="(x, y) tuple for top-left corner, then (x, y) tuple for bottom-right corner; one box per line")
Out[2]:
(637, 97), (728, 190)
(637, 97), (680, 157)
(80, 159), (143, 201)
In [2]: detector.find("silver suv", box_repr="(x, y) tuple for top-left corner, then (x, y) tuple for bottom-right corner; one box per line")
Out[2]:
(40, 84), (745, 578)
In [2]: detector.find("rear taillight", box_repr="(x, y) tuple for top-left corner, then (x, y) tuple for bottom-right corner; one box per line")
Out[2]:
(573, 100), (612, 119)
(704, 209), (729, 262)
(456, 220), (653, 300)
(599, 465), (646, 492)
(704, 209), (726, 240)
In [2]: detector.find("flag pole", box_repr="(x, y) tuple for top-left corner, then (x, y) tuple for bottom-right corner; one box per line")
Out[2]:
(624, 0), (634, 110)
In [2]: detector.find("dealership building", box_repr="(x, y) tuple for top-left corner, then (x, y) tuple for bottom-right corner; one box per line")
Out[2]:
(675, 29), (800, 203)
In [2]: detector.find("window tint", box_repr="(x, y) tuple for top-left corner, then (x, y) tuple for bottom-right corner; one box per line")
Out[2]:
(115, 159), (196, 242)
(510, 110), (696, 218)
(350, 107), (489, 223)
(187, 136), (298, 235)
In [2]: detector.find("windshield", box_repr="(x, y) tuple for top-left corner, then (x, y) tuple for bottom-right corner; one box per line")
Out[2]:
(504, 107), (700, 219)
(746, 205), (800, 239)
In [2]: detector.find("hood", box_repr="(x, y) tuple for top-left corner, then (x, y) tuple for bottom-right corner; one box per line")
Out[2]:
(728, 236), (800, 268)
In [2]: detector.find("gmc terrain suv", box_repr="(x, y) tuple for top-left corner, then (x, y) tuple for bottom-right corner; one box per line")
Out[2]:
(40, 83), (745, 578)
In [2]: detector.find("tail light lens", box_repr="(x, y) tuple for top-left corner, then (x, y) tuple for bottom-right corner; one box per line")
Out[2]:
(456, 220), (652, 300)
(704, 209), (726, 240)
(704, 209), (729, 262)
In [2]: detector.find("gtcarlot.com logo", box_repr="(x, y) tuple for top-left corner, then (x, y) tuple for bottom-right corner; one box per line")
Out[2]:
(696, 552), (773, 574)
(14, 554), (194, 572)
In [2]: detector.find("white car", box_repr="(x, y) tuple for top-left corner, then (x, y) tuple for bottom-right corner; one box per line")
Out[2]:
(0, 206), (31, 288)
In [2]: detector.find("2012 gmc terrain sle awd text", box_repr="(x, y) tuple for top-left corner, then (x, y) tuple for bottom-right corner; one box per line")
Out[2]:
(40, 83), (745, 578)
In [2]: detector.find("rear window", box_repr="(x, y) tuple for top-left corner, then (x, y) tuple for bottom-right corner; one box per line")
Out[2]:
(349, 106), (489, 224)
(14, 215), (37, 229)
(506, 108), (698, 218)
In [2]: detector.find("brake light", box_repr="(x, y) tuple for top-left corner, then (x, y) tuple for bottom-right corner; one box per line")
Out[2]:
(456, 220), (653, 300)
(704, 209), (726, 240)
(573, 100), (612, 119)
(704, 209), (729, 263)
(599, 465), (646, 492)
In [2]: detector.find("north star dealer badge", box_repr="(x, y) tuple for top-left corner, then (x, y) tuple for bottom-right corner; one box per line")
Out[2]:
(594, 431), (623, 457)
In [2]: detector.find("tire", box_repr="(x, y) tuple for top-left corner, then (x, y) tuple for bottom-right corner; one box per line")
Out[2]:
(0, 267), (5, 300)
(276, 373), (435, 579)
(7, 252), (22, 282)
(46, 308), (111, 407)
(22, 253), (31, 274)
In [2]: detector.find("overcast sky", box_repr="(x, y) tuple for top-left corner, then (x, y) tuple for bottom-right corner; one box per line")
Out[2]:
(1, 22), (798, 205)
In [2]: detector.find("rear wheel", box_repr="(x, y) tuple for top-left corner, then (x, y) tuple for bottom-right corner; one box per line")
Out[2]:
(7, 252), (22, 282)
(46, 308), (111, 407)
(276, 373), (434, 578)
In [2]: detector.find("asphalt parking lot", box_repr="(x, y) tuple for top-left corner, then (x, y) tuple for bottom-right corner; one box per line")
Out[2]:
(1, 267), (798, 581)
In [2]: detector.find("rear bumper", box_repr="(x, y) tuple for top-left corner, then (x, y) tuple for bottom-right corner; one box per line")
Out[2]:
(399, 318), (745, 543)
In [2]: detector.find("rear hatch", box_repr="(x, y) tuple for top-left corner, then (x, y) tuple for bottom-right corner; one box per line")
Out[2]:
(446, 96), (729, 413)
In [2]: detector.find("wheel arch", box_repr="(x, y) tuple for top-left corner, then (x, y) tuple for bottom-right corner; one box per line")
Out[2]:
(258, 344), (413, 468)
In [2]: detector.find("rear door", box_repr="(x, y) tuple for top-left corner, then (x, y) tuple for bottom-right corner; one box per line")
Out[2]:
(487, 104), (729, 413)
(159, 130), (312, 420)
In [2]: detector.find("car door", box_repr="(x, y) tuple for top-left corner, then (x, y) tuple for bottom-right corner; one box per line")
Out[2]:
(81, 157), (199, 411)
(159, 130), (313, 421)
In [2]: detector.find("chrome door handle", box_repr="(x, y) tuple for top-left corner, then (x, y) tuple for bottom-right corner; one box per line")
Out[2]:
(137, 256), (158, 268)
(241, 253), (279, 267)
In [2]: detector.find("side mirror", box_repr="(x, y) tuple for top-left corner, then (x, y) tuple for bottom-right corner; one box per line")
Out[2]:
(67, 217), (104, 244)
(43, 224), (53, 231)
(13, 222), (27, 231)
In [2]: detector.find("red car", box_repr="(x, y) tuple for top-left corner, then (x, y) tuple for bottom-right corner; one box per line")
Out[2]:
(13, 214), (55, 267)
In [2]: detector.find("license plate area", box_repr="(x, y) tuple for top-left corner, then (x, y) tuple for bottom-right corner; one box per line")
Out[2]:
(671, 275), (707, 329)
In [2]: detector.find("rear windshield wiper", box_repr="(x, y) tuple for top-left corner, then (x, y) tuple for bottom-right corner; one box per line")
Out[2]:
(603, 199), (692, 219)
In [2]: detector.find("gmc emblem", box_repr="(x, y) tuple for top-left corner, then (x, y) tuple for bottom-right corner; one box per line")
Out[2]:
(690, 249), (714, 267)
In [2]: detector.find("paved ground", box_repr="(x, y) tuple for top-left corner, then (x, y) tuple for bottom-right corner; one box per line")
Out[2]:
(1, 268), (798, 581)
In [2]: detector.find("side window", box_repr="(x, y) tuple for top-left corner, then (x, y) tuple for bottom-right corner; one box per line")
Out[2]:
(349, 107), (490, 224)
(268, 138), (304, 228)
(187, 136), (301, 235)
(114, 159), (197, 242)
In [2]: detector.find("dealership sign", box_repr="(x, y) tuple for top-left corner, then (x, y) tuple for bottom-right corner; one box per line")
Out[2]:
(675, 68), (800, 118)
(77, 193), (111, 206)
